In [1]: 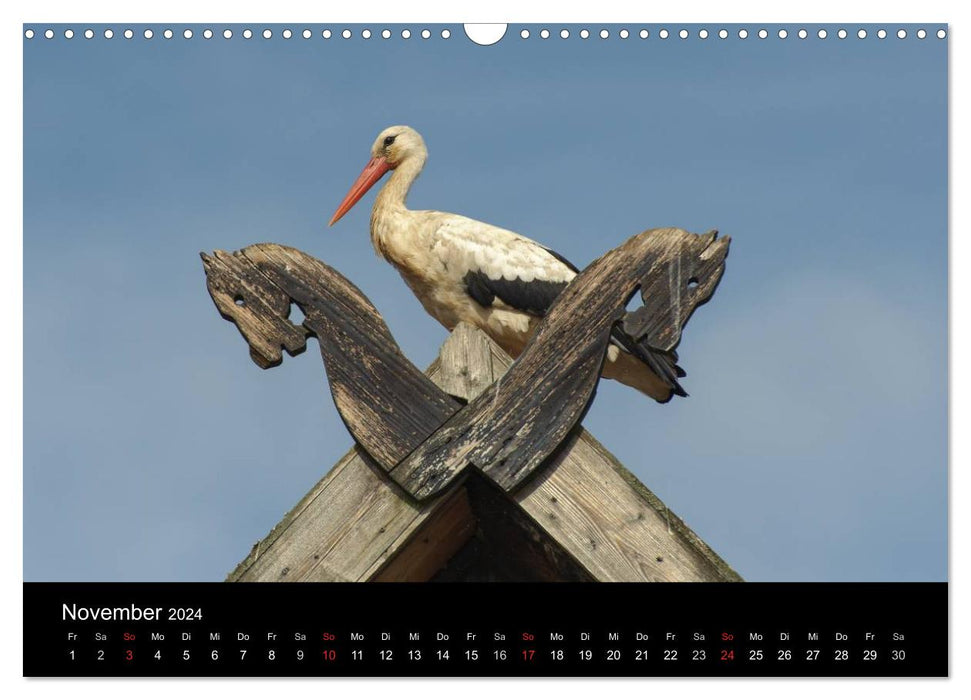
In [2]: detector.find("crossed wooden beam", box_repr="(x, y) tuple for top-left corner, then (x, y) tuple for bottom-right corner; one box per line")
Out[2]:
(202, 228), (740, 582)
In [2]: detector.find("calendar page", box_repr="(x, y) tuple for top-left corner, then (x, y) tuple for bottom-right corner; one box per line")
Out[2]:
(22, 19), (947, 678)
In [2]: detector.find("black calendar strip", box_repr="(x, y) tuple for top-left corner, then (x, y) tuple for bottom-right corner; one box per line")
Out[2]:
(24, 582), (946, 677)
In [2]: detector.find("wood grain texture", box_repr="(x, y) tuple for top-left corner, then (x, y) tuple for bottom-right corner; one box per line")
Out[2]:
(467, 330), (742, 582)
(432, 323), (499, 401)
(431, 473), (596, 582)
(516, 430), (742, 582)
(619, 228), (729, 353)
(225, 323), (740, 582)
(201, 248), (309, 369)
(371, 487), (476, 582)
(225, 444), (426, 582)
(224, 327), (504, 582)
(390, 228), (730, 499)
(207, 231), (739, 582)
(204, 229), (729, 503)
(203, 244), (460, 472)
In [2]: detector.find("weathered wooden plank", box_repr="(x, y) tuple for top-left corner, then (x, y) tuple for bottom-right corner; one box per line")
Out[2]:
(226, 324), (740, 582)
(430, 473), (596, 582)
(389, 228), (730, 499)
(205, 231), (729, 504)
(203, 244), (460, 472)
(432, 323), (499, 401)
(621, 228), (729, 353)
(210, 231), (740, 582)
(201, 248), (308, 368)
(371, 487), (476, 582)
(445, 326), (742, 583)
(516, 430), (741, 582)
(225, 445), (428, 582)
(226, 326), (499, 583)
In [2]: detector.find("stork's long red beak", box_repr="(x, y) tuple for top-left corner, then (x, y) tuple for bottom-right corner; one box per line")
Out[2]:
(329, 156), (392, 226)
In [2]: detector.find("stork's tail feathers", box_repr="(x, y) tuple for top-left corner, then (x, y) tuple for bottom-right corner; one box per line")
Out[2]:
(606, 327), (687, 403)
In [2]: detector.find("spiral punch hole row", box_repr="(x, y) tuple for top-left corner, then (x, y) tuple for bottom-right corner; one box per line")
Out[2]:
(24, 25), (948, 42)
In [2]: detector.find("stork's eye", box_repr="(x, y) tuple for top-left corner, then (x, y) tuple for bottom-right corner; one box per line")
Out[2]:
(383, 135), (396, 147)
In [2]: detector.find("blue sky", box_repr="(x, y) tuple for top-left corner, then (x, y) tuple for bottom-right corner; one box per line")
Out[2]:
(23, 24), (946, 581)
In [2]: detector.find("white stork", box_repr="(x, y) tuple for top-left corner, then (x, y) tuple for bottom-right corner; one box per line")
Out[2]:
(328, 125), (685, 402)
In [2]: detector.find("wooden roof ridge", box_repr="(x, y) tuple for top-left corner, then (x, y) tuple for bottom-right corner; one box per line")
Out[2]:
(226, 323), (742, 583)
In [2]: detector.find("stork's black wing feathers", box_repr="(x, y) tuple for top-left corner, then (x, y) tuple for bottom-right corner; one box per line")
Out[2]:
(463, 270), (497, 308)
(463, 270), (568, 317)
(608, 327), (687, 397)
(462, 246), (687, 397)
(540, 245), (581, 274)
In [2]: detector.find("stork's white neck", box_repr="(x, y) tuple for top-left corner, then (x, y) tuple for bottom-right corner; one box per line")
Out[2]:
(378, 156), (425, 209)
(370, 155), (425, 261)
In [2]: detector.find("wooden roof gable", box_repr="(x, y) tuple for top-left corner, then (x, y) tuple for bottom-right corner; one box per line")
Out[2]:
(203, 229), (741, 582)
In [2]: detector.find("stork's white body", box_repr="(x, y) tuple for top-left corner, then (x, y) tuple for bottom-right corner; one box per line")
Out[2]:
(373, 210), (567, 355)
(331, 125), (677, 402)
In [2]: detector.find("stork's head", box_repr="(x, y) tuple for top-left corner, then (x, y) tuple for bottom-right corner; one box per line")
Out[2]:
(329, 125), (427, 226)
(370, 125), (426, 167)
